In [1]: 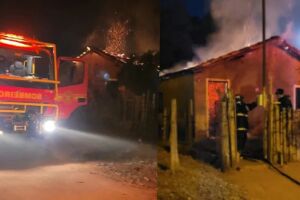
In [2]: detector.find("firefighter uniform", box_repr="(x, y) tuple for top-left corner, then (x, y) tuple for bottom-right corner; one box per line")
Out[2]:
(276, 88), (292, 111)
(235, 95), (257, 153)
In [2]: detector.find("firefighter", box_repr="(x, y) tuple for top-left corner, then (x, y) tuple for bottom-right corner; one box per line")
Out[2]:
(275, 88), (292, 111)
(10, 58), (26, 76)
(235, 95), (257, 154)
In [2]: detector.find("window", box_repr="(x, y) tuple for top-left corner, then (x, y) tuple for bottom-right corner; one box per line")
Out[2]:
(0, 47), (54, 80)
(0, 47), (55, 89)
(59, 60), (84, 86)
(294, 86), (300, 110)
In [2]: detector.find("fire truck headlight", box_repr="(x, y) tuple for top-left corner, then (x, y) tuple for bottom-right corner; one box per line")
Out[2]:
(42, 120), (56, 133)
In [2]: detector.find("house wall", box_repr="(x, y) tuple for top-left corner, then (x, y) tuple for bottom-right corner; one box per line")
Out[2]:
(268, 46), (300, 101)
(80, 52), (123, 94)
(194, 43), (300, 140)
(160, 73), (194, 142)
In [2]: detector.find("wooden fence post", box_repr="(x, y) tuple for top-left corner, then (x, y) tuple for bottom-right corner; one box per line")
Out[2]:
(187, 99), (194, 146)
(145, 91), (150, 122)
(228, 90), (238, 168)
(133, 96), (140, 129)
(141, 93), (146, 127)
(267, 95), (274, 163)
(220, 100), (230, 171)
(274, 103), (280, 164)
(152, 93), (156, 120)
(291, 110), (296, 160)
(262, 89), (268, 160)
(162, 107), (168, 145)
(263, 118), (268, 160)
(122, 97), (127, 122)
(287, 108), (293, 161)
(267, 78), (274, 163)
(153, 93), (156, 109)
(282, 109), (288, 164)
(278, 109), (286, 165)
(293, 112), (299, 161)
(170, 99), (180, 172)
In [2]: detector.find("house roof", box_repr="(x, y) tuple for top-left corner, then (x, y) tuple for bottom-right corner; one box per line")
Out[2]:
(78, 46), (130, 64)
(161, 36), (300, 79)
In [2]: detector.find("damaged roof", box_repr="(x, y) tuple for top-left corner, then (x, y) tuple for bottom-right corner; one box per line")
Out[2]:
(161, 36), (300, 79)
(78, 46), (130, 64)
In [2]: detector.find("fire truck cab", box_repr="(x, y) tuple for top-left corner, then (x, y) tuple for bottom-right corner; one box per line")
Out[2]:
(0, 33), (87, 135)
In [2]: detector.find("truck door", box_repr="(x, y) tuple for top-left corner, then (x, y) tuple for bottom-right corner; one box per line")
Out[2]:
(57, 57), (88, 120)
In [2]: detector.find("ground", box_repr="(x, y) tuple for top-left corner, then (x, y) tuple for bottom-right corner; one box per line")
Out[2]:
(0, 127), (156, 200)
(158, 149), (246, 200)
(158, 148), (300, 200)
(223, 159), (300, 200)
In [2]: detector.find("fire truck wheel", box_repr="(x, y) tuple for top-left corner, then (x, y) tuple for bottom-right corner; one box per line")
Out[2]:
(68, 106), (88, 129)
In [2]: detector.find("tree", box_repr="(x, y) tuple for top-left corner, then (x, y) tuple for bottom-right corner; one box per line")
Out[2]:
(118, 51), (159, 95)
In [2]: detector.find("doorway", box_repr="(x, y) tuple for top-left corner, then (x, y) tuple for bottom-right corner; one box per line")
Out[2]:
(206, 79), (230, 136)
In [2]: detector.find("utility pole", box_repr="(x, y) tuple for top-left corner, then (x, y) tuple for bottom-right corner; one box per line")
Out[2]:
(262, 0), (269, 160)
(262, 0), (267, 96)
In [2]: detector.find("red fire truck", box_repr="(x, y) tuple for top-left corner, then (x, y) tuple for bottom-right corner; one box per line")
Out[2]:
(0, 33), (88, 135)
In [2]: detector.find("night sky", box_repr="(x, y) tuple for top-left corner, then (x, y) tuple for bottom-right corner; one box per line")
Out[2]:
(0, 0), (159, 57)
(160, 0), (214, 69)
(185, 0), (210, 18)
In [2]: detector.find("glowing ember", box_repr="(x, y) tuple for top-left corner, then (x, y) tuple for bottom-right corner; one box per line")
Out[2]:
(105, 20), (129, 55)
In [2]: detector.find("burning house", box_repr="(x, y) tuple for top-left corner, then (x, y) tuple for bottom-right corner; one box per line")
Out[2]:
(75, 47), (156, 136)
(69, 47), (128, 129)
(78, 47), (128, 95)
(160, 36), (300, 143)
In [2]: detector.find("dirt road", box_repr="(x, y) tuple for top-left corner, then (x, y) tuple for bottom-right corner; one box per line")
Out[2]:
(0, 127), (157, 200)
(223, 159), (300, 200)
(0, 162), (156, 200)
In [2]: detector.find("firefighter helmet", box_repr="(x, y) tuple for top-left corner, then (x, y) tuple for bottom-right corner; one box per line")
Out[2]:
(275, 88), (284, 95)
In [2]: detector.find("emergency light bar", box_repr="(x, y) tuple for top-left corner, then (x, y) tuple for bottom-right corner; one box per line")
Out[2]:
(0, 39), (31, 48)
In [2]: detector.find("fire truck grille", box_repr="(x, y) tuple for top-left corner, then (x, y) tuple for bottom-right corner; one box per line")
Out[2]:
(0, 105), (24, 111)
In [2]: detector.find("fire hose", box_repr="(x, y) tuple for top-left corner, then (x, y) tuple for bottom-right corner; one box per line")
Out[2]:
(264, 159), (300, 186)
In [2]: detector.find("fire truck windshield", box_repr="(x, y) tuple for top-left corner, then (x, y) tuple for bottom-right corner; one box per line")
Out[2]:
(0, 46), (54, 81)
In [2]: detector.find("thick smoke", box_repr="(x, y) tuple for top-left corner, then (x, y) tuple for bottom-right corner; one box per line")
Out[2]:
(196, 0), (295, 61)
(160, 0), (296, 76)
